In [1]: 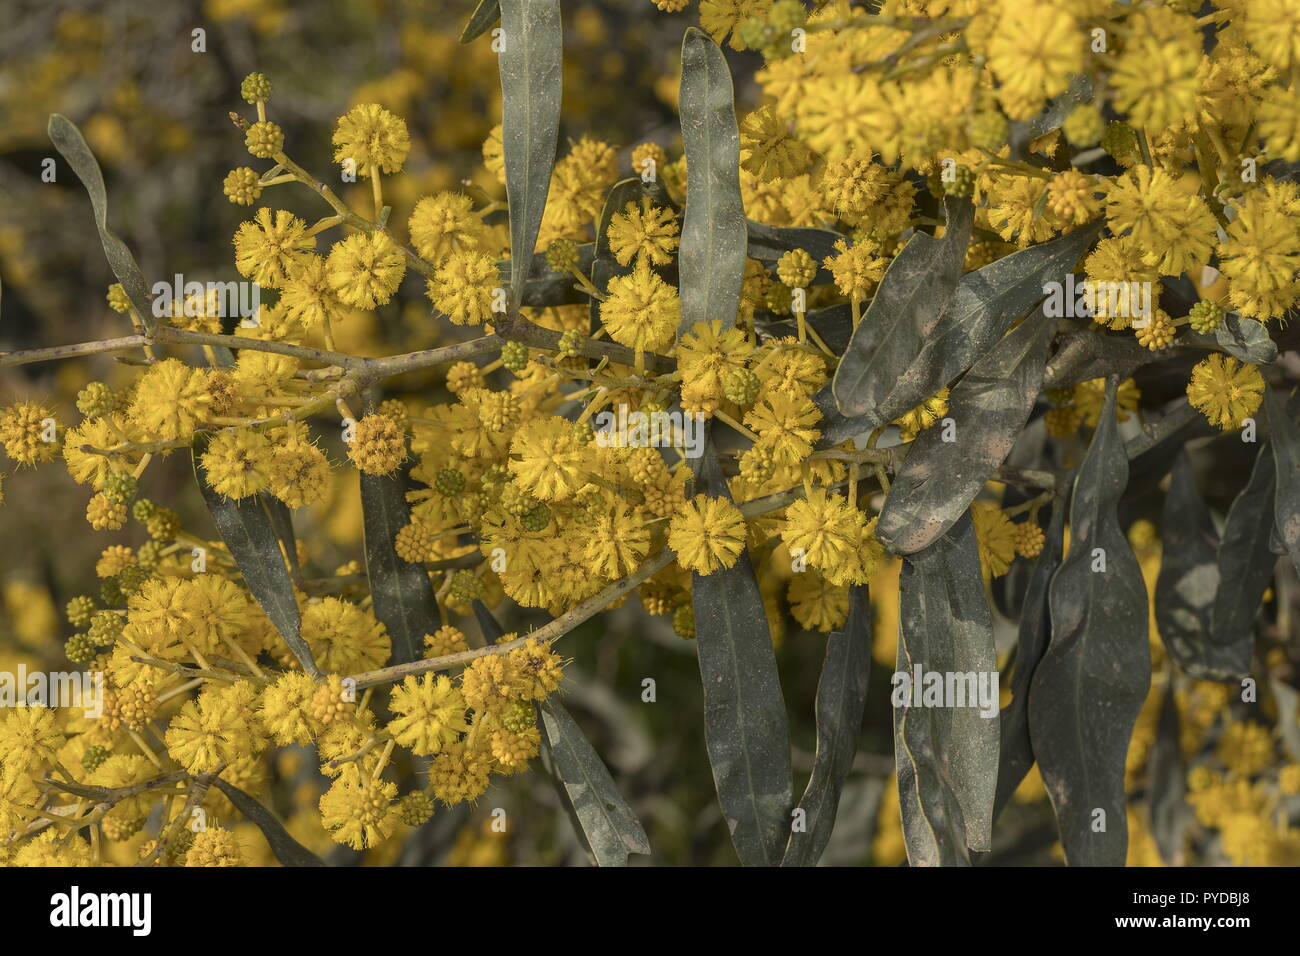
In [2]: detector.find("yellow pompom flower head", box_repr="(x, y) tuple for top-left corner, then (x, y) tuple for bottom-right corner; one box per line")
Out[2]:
(1186, 354), (1265, 431)
(332, 103), (411, 178)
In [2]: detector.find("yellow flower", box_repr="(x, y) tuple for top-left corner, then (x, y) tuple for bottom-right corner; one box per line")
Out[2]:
(1105, 166), (1216, 276)
(267, 439), (331, 508)
(599, 262), (681, 354)
(319, 774), (399, 848)
(279, 254), (345, 329)
(508, 637), (566, 700)
(388, 674), (469, 756)
(233, 208), (314, 289)
(1186, 354), (1264, 431)
(0, 401), (60, 466)
(1243, 0), (1300, 71)
(986, 1), (1082, 106)
(1110, 8), (1201, 133)
(186, 827), (246, 867)
(744, 391), (820, 466)
(409, 192), (485, 262)
(668, 494), (747, 575)
(428, 250), (501, 326)
(740, 104), (812, 181)
(607, 197), (680, 268)
(331, 103), (410, 177)
(788, 571), (849, 633)
(893, 388), (949, 442)
(127, 359), (211, 441)
(971, 502), (1017, 579)
(201, 427), (273, 499)
(302, 598), (391, 675)
(1217, 179), (1300, 322)
(1217, 720), (1275, 777)
(347, 413), (407, 475)
(780, 488), (859, 571)
(800, 74), (900, 164)
(258, 672), (324, 746)
(326, 232), (406, 309)
(824, 237), (888, 300)
(508, 416), (587, 502)
(699, 0), (772, 50)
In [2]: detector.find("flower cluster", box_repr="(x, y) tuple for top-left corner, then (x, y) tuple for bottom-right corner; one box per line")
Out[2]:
(2, 0), (1298, 867)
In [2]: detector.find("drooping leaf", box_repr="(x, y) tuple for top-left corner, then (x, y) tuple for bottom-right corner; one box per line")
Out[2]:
(832, 195), (974, 419)
(497, 0), (562, 309)
(875, 221), (1104, 431)
(1147, 684), (1188, 866)
(689, 428), (792, 866)
(877, 305), (1055, 553)
(1208, 442), (1277, 658)
(537, 699), (652, 867)
(1029, 379), (1150, 866)
(192, 435), (318, 678)
(213, 779), (327, 867)
(361, 458), (442, 667)
(1155, 454), (1249, 681)
(819, 220), (1102, 443)
(994, 493), (1067, 819)
(460, 0), (500, 42)
(1265, 388), (1300, 577)
(677, 28), (746, 336)
(894, 513), (999, 865)
(48, 114), (156, 335)
(782, 584), (871, 867)
(745, 221), (841, 278)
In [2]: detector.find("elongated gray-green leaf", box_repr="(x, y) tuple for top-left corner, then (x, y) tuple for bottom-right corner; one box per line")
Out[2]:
(677, 28), (746, 336)
(878, 221), (1103, 428)
(460, 0), (500, 42)
(48, 114), (156, 335)
(1155, 454), (1249, 681)
(538, 699), (651, 867)
(894, 513), (998, 864)
(213, 779), (327, 866)
(1147, 684), (1187, 866)
(820, 221), (1102, 444)
(995, 493), (1067, 819)
(690, 429), (792, 866)
(192, 436), (318, 678)
(1029, 379), (1150, 866)
(833, 195), (973, 418)
(782, 584), (870, 867)
(877, 307), (1055, 553)
(1209, 442), (1277, 657)
(1265, 388), (1300, 577)
(361, 460), (442, 666)
(498, 0), (561, 309)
